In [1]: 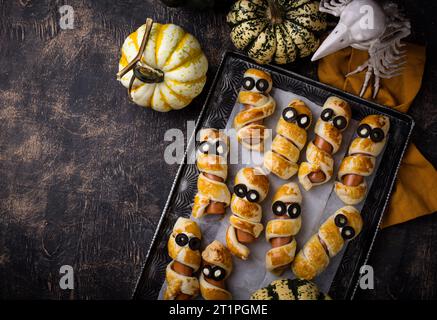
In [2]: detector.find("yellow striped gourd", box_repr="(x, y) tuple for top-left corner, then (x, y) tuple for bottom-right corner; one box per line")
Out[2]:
(118, 22), (208, 112)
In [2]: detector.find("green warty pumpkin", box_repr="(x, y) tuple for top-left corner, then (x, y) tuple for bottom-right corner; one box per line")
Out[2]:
(227, 0), (327, 64)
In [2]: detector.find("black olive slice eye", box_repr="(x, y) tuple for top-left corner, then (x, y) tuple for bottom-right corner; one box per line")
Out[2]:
(246, 190), (260, 202)
(198, 141), (211, 154)
(357, 124), (371, 138)
(287, 203), (301, 218)
(334, 214), (348, 227)
(256, 79), (269, 92)
(333, 116), (347, 130)
(321, 108), (334, 121)
(370, 128), (385, 142)
(202, 266), (212, 277)
(272, 201), (286, 216)
(175, 233), (189, 247)
(282, 107), (297, 122)
(215, 141), (226, 156)
(341, 226), (355, 240)
(212, 266), (226, 281)
(297, 114), (310, 128)
(242, 77), (255, 90)
(189, 237), (201, 251)
(234, 184), (247, 198)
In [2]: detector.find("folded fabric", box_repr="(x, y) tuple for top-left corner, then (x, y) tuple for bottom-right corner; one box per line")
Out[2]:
(318, 44), (437, 228)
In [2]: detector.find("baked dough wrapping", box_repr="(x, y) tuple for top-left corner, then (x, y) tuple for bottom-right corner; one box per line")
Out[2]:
(335, 115), (390, 205)
(266, 183), (303, 275)
(292, 206), (363, 280)
(200, 240), (233, 300)
(226, 167), (270, 260)
(192, 128), (231, 218)
(264, 99), (313, 179)
(234, 69), (276, 152)
(298, 96), (351, 190)
(164, 217), (202, 300)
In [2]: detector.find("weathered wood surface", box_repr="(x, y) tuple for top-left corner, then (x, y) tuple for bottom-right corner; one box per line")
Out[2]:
(0, 0), (435, 299)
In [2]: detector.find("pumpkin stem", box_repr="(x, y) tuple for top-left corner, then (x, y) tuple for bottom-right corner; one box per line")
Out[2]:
(267, 0), (283, 25)
(117, 18), (164, 84)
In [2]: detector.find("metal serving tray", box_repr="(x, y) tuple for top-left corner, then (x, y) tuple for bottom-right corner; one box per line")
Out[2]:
(133, 51), (414, 300)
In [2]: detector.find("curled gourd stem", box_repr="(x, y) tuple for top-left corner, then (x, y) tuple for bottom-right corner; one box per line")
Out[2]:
(117, 18), (164, 101)
(268, 0), (283, 25)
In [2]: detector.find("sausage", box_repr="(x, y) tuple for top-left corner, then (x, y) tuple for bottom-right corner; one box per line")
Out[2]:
(308, 135), (333, 183)
(314, 134), (333, 154)
(204, 173), (226, 214)
(271, 236), (291, 247)
(236, 228), (256, 244)
(205, 202), (226, 214)
(270, 214), (291, 247)
(204, 173), (223, 182)
(342, 174), (364, 186)
(340, 153), (369, 186)
(269, 215), (292, 273)
(241, 104), (264, 146)
(172, 260), (193, 276)
(340, 153), (367, 187)
(172, 261), (194, 300)
(308, 170), (326, 183)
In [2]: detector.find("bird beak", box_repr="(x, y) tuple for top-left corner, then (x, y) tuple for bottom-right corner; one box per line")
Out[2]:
(311, 23), (352, 61)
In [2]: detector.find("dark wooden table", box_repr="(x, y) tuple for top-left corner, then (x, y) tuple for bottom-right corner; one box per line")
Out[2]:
(0, 0), (436, 300)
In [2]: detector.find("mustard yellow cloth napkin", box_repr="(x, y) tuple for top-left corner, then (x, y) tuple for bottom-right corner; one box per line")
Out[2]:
(318, 44), (437, 228)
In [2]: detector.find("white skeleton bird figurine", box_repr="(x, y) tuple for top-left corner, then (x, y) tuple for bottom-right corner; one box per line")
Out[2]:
(312, 0), (411, 98)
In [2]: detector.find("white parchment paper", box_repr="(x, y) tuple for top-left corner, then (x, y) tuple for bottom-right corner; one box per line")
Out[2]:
(159, 87), (383, 300)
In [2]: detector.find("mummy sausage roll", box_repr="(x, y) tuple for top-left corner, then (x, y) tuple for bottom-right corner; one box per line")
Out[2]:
(298, 96), (351, 191)
(200, 240), (233, 300)
(192, 129), (231, 218)
(234, 69), (276, 152)
(226, 167), (270, 260)
(292, 206), (363, 280)
(266, 183), (302, 275)
(335, 115), (390, 205)
(164, 217), (202, 300)
(264, 99), (313, 179)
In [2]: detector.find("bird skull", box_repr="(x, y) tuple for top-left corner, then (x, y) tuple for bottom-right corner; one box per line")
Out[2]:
(312, 0), (387, 61)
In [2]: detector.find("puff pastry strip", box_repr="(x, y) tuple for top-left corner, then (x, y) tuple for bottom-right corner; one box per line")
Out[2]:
(292, 206), (363, 280)
(264, 99), (313, 179)
(298, 96), (351, 190)
(234, 69), (276, 152)
(199, 240), (233, 300)
(192, 129), (231, 218)
(266, 183), (303, 275)
(335, 115), (390, 205)
(226, 167), (269, 260)
(164, 217), (202, 300)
